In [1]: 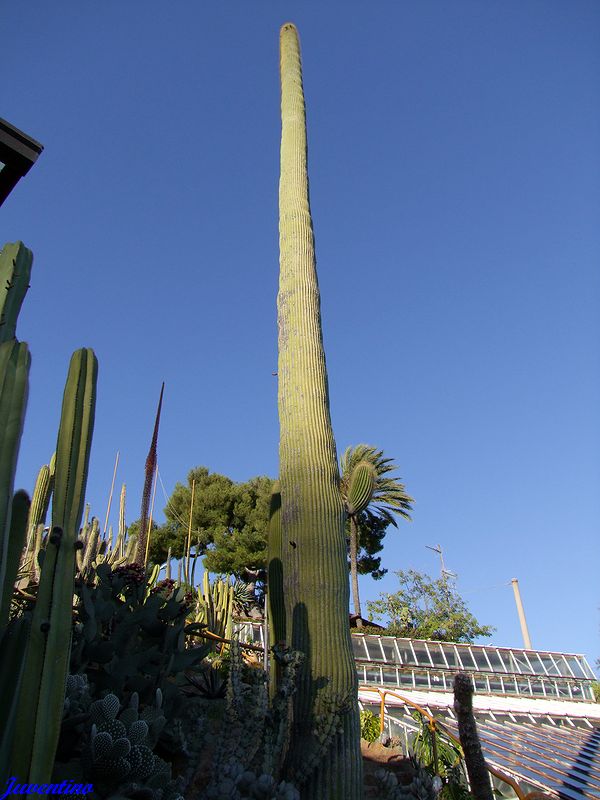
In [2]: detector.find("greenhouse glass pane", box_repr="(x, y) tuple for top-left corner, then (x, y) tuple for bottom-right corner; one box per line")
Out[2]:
(364, 638), (386, 662)
(484, 650), (506, 672)
(472, 649), (491, 671)
(564, 657), (586, 678)
(380, 638), (398, 663)
(411, 643), (433, 667)
(366, 667), (382, 683)
(351, 637), (368, 659)
(414, 671), (430, 688)
(427, 643), (447, 667)
(442, 645), (459, 667)
(525, 653), (546, 674)
(509, 651), (534, 674)
(382, 667), (399, 685)
(539, 654), (560, 676)
(395, 642), (416, 665)
(551, 654), (573, 676)
(399, 670), (415, 687)
(458, 649), (477, 669)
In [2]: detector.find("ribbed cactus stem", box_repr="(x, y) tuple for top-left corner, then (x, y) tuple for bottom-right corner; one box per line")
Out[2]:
(81, 517), (100, 575)
(453, 674), (494, 800)
(26, 456), (54, 547)
(0, 340), (30, 601)
(13, 348), (97, 782)
(0, 490), (30, 630)
(278, 23), (362, 798)
(267, 482), (285, 696)
(345, 461), (376, 516)
(0, 242), (33, 344)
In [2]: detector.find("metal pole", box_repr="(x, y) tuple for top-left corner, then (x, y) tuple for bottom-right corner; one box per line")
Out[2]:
(511, 578), (532, 650)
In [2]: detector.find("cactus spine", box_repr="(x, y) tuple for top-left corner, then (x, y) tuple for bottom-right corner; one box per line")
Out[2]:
(13, 348), (98, 783)
(275, 23), (362, 798)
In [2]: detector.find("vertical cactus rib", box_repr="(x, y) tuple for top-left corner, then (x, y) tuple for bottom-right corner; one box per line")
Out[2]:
(0, 242), (33, 344)
(277, 23), (362, 798)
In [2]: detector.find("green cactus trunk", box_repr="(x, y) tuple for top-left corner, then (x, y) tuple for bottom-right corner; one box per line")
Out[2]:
(0, 242), (33, 344)
(277, 23), (362, 798)
(0, 339), (30, 614)
(12, 348), (97, 783)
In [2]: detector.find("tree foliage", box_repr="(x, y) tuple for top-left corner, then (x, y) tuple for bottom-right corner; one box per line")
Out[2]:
(366, 569), (495, 643)
(146, 467), (274, 575)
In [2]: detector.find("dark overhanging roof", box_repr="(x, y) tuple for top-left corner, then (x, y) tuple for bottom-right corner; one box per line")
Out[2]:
(0, 117), (43, 206)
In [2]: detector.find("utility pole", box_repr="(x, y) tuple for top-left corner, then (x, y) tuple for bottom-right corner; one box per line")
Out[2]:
(511, 578), (532, 650)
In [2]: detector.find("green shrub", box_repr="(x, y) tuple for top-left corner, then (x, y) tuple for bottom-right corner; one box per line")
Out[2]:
(360, 709), (381, 742)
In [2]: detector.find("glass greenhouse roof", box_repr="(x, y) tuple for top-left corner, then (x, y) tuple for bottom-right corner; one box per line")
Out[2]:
(235, 623), (596, 703)
(370, 706), (600, 800)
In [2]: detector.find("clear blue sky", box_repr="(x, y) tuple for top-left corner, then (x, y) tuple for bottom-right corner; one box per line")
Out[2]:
(3, 2), (599, 668)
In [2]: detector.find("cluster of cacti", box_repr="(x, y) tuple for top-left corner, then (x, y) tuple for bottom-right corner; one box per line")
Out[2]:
(70, 561), (207, 715)
(270, 24), (367, 796)
(18, 452), (55, 585)
(374, 758), (442, 800)
(82, 690), (184, 799)
(193, 570), (234, 651)
(199, 639), (303, 800)
(0, 240), (99, 785)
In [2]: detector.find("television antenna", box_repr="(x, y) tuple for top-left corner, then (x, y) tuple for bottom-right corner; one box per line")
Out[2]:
(425, 544), (457, 581)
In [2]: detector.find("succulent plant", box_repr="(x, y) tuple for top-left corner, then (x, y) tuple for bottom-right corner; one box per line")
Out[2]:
(271, 24), (362, 796)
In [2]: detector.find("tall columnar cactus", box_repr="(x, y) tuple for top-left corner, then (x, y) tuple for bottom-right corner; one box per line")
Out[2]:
(453, 674), (494, 800)
(274, 23), (362, 798)
(12, 348), (98, 783)
(26, 453), (55, 545)
(0, 242), (33, 344)
(0, 339), (31, 617)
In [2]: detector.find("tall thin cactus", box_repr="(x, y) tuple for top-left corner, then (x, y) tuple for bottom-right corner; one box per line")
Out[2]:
(453, 674), (494, 800)
(12, 348), (98, 783)
(0, 339), (30, 621)
(273, 23), (362, 798)
(0, 241), (32, 344)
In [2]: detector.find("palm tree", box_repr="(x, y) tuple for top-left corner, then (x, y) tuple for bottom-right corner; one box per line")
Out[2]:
(340, 445), (413, 625)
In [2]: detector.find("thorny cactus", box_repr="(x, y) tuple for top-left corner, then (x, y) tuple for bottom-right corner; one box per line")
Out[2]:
(84, 690), (183, 799)
(273, 22), (362, 797)
(374, 758), (442, 800)
(453, 674), (493, 800)
(200, 640), (302, 800)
